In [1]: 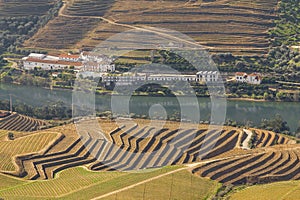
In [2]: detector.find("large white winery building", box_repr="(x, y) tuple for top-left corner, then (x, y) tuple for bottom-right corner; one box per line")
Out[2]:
(22, 52), (115, 72)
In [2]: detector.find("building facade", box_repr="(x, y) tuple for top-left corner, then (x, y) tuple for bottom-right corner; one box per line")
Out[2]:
(102, 71), (220, 86)
(22, 52), (115, 72)
(22, 53), (82, 70)
(235, 72), (262, 84)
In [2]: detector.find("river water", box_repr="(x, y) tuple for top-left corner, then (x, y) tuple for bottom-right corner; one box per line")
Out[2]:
(0, 83), (299, 131)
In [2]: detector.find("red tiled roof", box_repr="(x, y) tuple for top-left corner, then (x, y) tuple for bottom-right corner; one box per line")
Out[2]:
(25, 58), (82, 66)
(248, 73), (262, 80)
(248, 73), (259, 76)
(235, 72), (247, 76)
(59, 54), (80, 59)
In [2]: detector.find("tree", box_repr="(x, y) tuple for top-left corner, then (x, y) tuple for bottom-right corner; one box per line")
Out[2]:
(276, 91), (285, 100)
(260, 114), (290, 135)
(8, 132), (14, 140)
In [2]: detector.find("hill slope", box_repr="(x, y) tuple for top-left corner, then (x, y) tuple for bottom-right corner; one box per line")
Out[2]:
(0, 0), (56, 17)
(0, 112), (46, 132)
(24, 0), (279, 56)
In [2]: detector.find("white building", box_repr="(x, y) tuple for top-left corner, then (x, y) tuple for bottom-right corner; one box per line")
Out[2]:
(83, 60), (115, 72)
(102, 71), (220, 86)
(247, 73), (262, 85)
(148, 74), (197, 82)
(235, 72), (262, 84)
(196, 71), (220, 82)
(59, 53), (80, 62)
(235, 72), (248, 83)
(81, 51), (115, 72)
(22, 53), (82, 70)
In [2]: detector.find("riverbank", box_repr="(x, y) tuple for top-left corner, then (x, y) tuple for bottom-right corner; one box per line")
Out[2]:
(4, 82), (300, 103)
(0, 82), (299, 131)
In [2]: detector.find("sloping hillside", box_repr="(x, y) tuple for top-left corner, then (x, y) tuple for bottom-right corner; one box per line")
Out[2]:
(0, 112), (46, 132)
(0, 118), (299, 199)
(25, 0), (279, 56)
(8, 119), (294, 180)
(0, 0), (56, 17)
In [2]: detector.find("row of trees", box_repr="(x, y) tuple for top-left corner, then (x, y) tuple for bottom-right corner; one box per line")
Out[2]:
(226, 114), (295, 137)
(0, 100), (71, 120)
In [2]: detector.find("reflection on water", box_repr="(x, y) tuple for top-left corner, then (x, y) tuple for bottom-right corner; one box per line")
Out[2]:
(0, 83), (299, 131)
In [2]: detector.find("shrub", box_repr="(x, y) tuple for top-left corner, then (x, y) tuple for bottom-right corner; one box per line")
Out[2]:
(8, 132), (14, 140)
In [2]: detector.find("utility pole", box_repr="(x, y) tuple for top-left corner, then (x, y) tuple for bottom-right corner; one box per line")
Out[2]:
(142, 184), (146, 200)
(9, 94), (12, 112)
(169, 173), (174, 200)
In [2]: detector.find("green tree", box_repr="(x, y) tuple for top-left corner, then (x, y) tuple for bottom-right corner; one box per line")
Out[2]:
(8, 132), (14, 140)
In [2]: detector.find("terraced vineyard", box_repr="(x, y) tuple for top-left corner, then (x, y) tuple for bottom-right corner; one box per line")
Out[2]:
(108, 0), (277, 55)
(0, 112), (46, 132)
(64, 0), (115, 17)
(192, 146), (300, 186)
(10, 119), (293, 181)
(0, 0), (56, 16)
(0, 130), (59, 172)
(0, 118), (299, 199)
(25, 16), (101, 50)
(230, 179), (300, 200)
(26, 0), (279, 56)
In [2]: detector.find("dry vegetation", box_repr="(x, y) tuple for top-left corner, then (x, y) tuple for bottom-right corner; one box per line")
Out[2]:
(192, 145), (300, 186)
(25, 0), (278, 56)
(0, 165), (218, 199)
(0, 129), (59, 172)
(230, 179), (300, 200)
(0, 112), (46, 132)
(2, 118), (292, 181)
(24, 16), (101, 50)
(0, 116), (299, 199)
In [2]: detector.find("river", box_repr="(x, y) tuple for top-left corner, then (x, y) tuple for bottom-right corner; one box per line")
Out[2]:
(0, 83), (299, 131)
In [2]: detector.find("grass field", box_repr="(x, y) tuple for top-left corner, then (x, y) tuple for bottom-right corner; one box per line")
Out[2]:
(229, 180), (300, 200)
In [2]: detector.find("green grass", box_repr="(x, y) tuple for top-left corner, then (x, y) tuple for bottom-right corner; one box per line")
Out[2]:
(229, 180), (300, 200)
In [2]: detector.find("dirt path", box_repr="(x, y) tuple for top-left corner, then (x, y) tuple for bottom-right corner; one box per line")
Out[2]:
(242, 129), (253, 150)
(3, 58), (18, 69)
